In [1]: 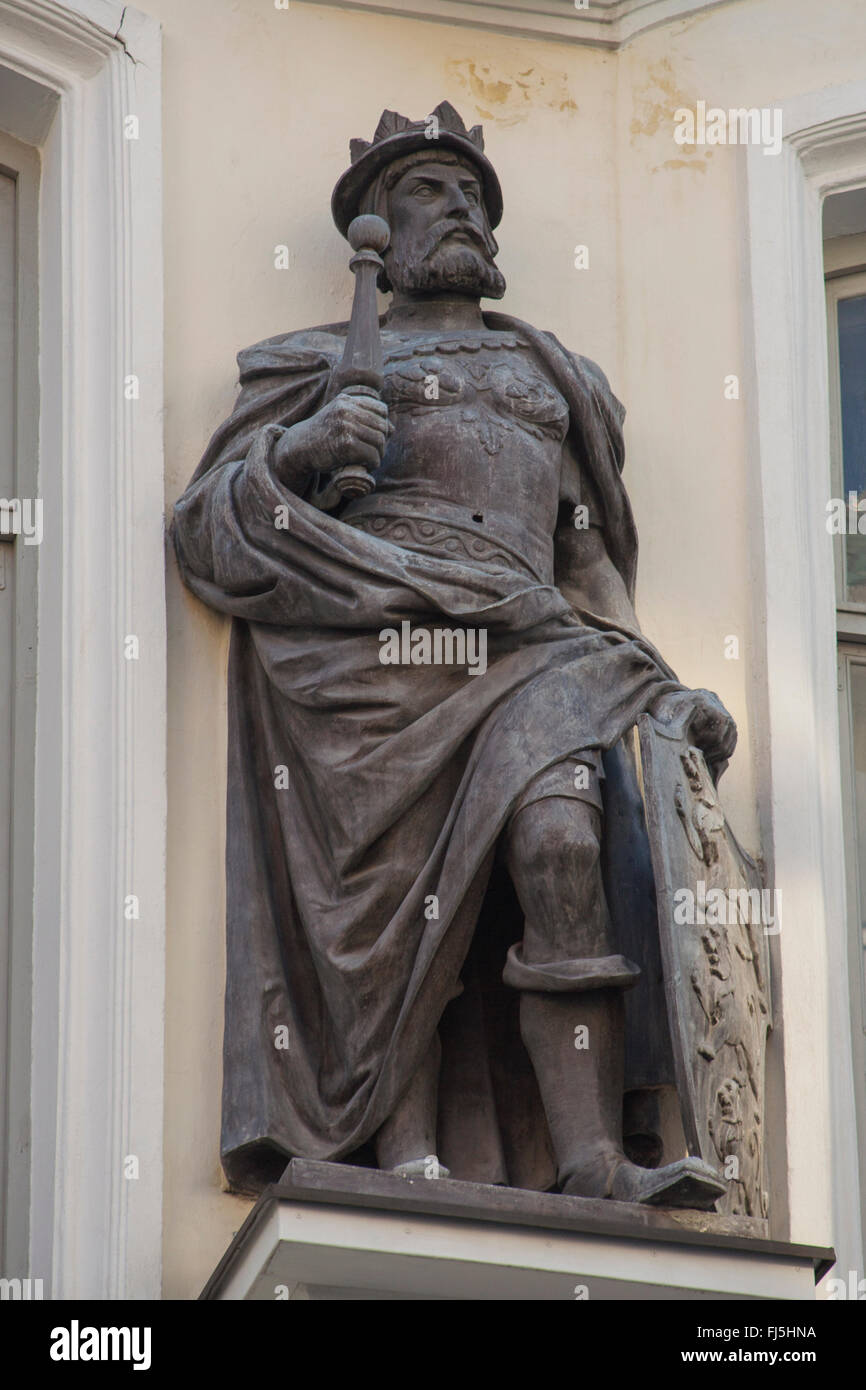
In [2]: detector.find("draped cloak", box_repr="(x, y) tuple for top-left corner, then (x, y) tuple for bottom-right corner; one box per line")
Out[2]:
(172, 311), (680, 1195)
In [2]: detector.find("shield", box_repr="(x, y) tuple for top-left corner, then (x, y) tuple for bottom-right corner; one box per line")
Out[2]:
(637, 714), (772, 1220)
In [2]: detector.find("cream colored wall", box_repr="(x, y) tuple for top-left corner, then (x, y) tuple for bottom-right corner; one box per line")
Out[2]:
(155, 0), (615, 1301)
(152, 0), (864, 1296)
(618, 0), (866, 833)
(617, 0), (866, 1258)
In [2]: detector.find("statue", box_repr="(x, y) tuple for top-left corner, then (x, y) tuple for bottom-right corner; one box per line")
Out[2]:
(173, 103), (754, 1211)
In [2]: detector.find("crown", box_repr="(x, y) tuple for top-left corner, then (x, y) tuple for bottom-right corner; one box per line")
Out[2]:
(349, 101), (485, 165)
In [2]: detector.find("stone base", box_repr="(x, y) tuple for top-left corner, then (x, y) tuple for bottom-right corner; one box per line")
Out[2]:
(200, 1160), (833, 1301)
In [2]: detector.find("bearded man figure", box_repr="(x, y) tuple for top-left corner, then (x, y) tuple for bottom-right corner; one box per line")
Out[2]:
(173, 103), (736, 1207)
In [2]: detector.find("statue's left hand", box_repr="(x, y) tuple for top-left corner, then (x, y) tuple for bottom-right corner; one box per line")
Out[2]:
(649, 688), (737, 766)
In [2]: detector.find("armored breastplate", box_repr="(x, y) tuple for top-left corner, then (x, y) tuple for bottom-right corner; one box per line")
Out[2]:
(380, 330), (569, 454)
(340, 331), (569, 583)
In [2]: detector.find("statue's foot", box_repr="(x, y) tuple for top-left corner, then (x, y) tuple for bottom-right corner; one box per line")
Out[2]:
(562, 1149), (725, 1211)
(387, 1155), (450, 1180)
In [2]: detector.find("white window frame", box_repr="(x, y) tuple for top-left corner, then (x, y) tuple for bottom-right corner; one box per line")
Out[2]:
(0, 125), (40, 1284)
(836, 643), (866, 1229)
(0, 0), (165, 1299)
(825, 240), (866, 1232)
(746, 87), (866, 1285)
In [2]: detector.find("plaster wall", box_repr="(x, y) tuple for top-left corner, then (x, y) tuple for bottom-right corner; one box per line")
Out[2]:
(147, 0), (865, 1296)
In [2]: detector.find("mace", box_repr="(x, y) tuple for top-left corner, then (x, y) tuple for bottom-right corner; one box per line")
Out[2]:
(330, 214), (391, 500)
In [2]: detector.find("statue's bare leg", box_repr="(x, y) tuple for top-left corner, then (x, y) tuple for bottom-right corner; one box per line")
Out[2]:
(374, 1032), (449, 1178)
(503, 789), (725, 1208)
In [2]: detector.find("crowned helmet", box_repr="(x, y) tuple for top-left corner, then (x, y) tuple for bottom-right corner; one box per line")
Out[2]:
(331, 100), (503, 238)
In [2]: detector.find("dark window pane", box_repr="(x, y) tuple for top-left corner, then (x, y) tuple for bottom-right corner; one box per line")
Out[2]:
(839, 294), (866, 602)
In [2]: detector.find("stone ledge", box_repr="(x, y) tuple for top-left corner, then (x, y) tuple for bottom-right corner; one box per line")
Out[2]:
(200, 1160), (834, 1300)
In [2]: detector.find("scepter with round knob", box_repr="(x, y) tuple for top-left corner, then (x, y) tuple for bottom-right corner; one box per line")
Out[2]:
(330, 214), (391, 500)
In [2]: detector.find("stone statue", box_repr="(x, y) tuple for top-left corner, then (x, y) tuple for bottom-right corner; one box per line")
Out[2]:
(173, 102), (742, 1209)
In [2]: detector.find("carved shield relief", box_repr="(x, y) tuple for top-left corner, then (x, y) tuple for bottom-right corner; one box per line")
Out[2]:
(637, 714), (772, 1220)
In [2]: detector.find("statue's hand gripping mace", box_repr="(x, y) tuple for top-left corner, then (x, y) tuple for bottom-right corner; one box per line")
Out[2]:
(329, 214), (391, 500)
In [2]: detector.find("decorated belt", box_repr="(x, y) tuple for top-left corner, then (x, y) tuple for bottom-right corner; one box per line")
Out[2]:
(340, 496), (553, 583)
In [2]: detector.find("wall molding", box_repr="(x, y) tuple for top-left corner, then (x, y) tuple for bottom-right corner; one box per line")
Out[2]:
(745, 79), (866, 1280)
(300, 0), (735, 48)
(0, 0), (165, 1299)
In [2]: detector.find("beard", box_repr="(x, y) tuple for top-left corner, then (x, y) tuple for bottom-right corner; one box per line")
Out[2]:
(386, 220), (507, 299)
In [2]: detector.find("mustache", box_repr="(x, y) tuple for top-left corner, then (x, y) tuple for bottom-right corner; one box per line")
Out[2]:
(420, 218), (497, 261)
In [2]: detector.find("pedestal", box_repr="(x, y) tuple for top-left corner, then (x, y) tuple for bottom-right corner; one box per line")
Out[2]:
(200, 1160), (833, 1301)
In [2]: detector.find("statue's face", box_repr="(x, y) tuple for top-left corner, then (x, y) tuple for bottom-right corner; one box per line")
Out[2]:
(384, 158), (506, 299)
(389, 160), (487, 245)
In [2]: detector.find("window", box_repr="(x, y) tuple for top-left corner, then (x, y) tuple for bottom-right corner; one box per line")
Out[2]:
(826, 188), (866, 1220)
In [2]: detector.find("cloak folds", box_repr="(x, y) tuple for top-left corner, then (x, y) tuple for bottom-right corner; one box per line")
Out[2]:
(173, 313), (680, 1195)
